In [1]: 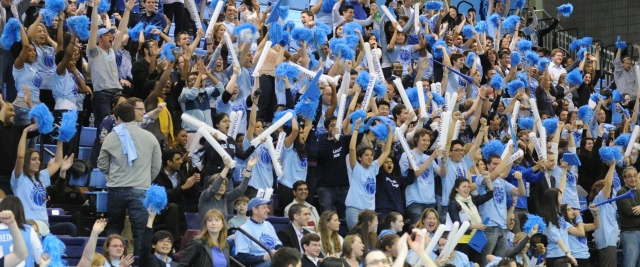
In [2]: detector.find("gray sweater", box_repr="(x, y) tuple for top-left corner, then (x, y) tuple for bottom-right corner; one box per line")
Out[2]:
(98, 122), (162, 190)
(198, 174), (250, 228)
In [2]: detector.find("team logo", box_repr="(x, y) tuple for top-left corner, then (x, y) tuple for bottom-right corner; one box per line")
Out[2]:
(399, 48), (411, 62)
(33, 70), (43, 88)
(260, 233), (277, 250)
(300, 157), (307, 168)
(494, 186), (505, 204)
(365, 177), (376, 195)
(260, 147), (271, 164)
(31, 183), (47, 206)
(567, 172), (576, 184)
(578, 236), (587, 245)
(43, 52), (55, 67)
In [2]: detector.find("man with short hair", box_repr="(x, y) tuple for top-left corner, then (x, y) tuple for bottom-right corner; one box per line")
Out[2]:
(317, 116), (349, 218)
(616, 166), (640, 267)
(301, 11), (314, 27)
(237, 197), (283, 267)
(223, 4), (239, 34)
(548, 48), (567, 86)
(331, 0), (373, 32)
(98, 102), (162, 255)
(140, 0), (167, 29)
(271, 247), (302, 267)
(614, 44), (640, 100)
(300, 233), (322, 267)
(131, 40), (160, 100)
(278, 204), (311, 252)
(284, 181), (320, 231)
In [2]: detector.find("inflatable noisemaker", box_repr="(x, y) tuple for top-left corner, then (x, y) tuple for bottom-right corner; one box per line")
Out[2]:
(251, 111), (293, 147)
(380, 5), (403, 31)
(274, 131), (286, 159)
(528, 132), (542, 159)
(452, 120), (461, 140)
(501, 140), (513, 160)
(186, 0), (203, 31)
(293, 64), (340, 85)
(361, 73), (376, 111)
(231, 111), (244, 139)
(431, 82), (442, 95)
(206, 0), (224, 37)
(224, 32), (240, 68)
(510, 101), (520, 127)
(438, 111), (451, 150)
(441, 221), (460, 259)
(416, 81), (428, 118)
(505, 113), (518, 144)
(363, 43), (376, 81)
(371, 50), (385, 82)
(196, 127), (237, 168)
(335, 94), (347, 140)
(228, 111), (239, 139)
(506, 150), (525, 165)
(413, 3), (421, 34)
(252, 41), (272, 77)
(393, 79), (417, 121)
(626, 125), (640, 157)
(580, 189), (634, 212)
(409, 224), (446, 266)
(528, 98), (546, 156)
(446, 92), (458, 113)
(265, 136), (283, 177)
(442, 221), (470, 257)
(396, 130), (420, 170)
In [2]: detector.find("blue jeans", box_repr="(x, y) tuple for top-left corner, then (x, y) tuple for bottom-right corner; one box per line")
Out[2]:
(407, 203), (435, 225)
(345, 207), (362, 230)
(254, 259), (271, 267)
(621, 230), (640, 267)
(317, 187), (348, 219)
(90, 91), (116, 166)
(0, 49), (16, 102)
(107, 187), (148, 256)
(481, 226), (508, 267)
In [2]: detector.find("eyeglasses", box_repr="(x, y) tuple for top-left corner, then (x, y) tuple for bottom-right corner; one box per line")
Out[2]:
(134, 108), (145, 111)
(625, 174), (637, 178)
(109, 244), (124, 248)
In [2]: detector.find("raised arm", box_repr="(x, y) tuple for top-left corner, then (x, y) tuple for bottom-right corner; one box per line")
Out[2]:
(56, 34), (77, 76)
(349, 119), (362, 169)
(113, 0), (135, 51)
(375, 125), (394, 166)
(14, 23), (30, 70)
(76, 219), (107, 267)
(0, 211), (28, 267)
(14, 125), (37, 178)
(284, 117), (299, 148)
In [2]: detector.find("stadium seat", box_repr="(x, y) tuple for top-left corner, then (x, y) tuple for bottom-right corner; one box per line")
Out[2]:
(266, 216), (289, 233)
(79, 127), (96, 147)
(185, 212), (200, 230)
(90, 168), (107, 188)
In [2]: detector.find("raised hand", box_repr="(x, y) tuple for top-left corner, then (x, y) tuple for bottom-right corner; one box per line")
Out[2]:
(60, 154), (75, 172)
(120, 254), (135, 267)
(92, 218), (107, 234)
(247, 156), (258, 169)
(0, 210), (15, 225)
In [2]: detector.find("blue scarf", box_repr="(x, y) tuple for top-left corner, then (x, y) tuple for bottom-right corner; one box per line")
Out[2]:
(113, 123), (137, 166)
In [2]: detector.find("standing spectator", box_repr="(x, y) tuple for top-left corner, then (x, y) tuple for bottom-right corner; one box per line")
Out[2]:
(98, 102), (162, 255)
(27, 13), (59, 111)
(140, 0), (167, 29)
(0, 96), (38, 195)
(616, 166), (640, 267)
(12, 24), (41, 129)
(0, 0), (32, 102)
(540, 188), (578, 267)
(162, 0), (183, 35)
(614, 45), (640, 100)
(131, 40), (160, 100)
(317, 117), (349, 218)
(591, 162), (617, 267)
(548, 48), (567, 86)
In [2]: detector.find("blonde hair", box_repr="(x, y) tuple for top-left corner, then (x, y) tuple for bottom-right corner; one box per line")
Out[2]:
(199, 209), (228, 249)
(414, 208), (439, 232)
(91, 254), (106, 267)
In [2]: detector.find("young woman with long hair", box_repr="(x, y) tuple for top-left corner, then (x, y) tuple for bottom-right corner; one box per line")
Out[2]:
(346, 209), (379, 255)
(378, 212), (404, 239)
(102, 234), (134, 267)
(540, 188), (577, 267)
(0, 196), (43, 267)
(341, 234), (365, 267)
(561, 203), (599, 267)
(317, 211), (343, 257)
(179, 209), (231, 266)
(589, 162), (618, 267)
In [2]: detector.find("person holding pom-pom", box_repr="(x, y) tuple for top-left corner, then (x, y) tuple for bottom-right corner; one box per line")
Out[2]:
(614, 42), (640, 100)
(588, 161), (617, 267)
(26, 12), (58, 111)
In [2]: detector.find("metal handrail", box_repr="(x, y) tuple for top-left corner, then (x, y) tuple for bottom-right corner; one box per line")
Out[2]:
(228, 227), (275, 259)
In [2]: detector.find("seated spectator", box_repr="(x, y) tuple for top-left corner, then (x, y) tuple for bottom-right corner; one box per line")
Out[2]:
(414, 208), (440, 236)
(341, 234), (365, 267)
(235, 196), (283, 267)
(76, 219), (108, 267)
(378, 212), (404, 239)
(378, 234), (400, 263)
(284, 181), (321, 232)
(434, 233), (469, 267)
(300, 233), (322, 267)
(179, 209), (230, 267)
(228, 195), (250, 229)
(102, 234), (135, 267)
(271, 247), (302, 267)
(140, 209), (177, 267)
(278, 203), (312, 252)
(317, 211), (343, 257)
(347, 210), (378, 255)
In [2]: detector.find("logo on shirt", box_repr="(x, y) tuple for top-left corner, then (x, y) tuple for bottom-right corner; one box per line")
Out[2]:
(399, 48), (411, 62)
(578, 236), (587, 245)
(43, 52), (55, 68)
(494, 186), (505, 204)
(31, 183), (47, 207)
(260, 233), (277, 250)
(365, 177), (376, 195)
(260, 147), (271, 164)
(33, 71), (43, 88)
(300, 157), (307, 168)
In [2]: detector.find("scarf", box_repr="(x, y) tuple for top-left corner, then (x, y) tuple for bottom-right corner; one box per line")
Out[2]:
(113, 123), (138, 166)
(454, 194), (482, 224)
(157, 97), (174, 145)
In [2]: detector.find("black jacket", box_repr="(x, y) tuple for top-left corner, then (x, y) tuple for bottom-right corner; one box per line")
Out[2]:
(139, 226), (178, 267)
(178, 238), (231, 267)
(301, 255), (319, 267)
(153, 168), (199, 205)
(277, 224), (310, 251)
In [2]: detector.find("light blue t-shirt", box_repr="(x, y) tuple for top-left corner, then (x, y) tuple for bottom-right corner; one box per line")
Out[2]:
(387, 44), (415, 76)
(216, 96), (248, 136)
(446, 72), (467, 95)
(400, 151), (438, 205)
(73, 72), (86, 111)
(34, 45), (55, 90)
(345, 160), (379, 210)
(552, 166), (580, 209)
(567, 228), (589, 259)
(236, 219), (282, 256)
(14, 63), (43, 104)
(179, 85), (219, 132)
(442, 155), (473, 206)
(0, 224), (38, 267)
(53, 70), (79, 110)
(476, 175), (516, 229)
(243, 139), (273, 190)
(11, 169), (51, 223)
(593, 191), (618, 249)
(544, 216), (571, 258)
(277, 143), (307, 188)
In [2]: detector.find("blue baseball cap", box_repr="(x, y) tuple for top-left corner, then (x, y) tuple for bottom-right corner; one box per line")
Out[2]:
(248, 197), (272, 211)
(98, 28), (116, 37)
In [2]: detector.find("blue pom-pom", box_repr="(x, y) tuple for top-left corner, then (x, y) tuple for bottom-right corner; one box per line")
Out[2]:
(516, 72), (529, 87)
(557, 3), (573, 17)
(425, 34), (436, 47)
(283, 20), (296, 32)
(503, 15), (521, 33)
(517, 39), (532, 51)
(373, 81), (387, 99)
(524, 51), (539, 66)
(425, 1), (444, 11)
(590, 93), (601, 103)
(56, 110), (77, 142)
(144, 25), (161, 41)
(345, 35), (359, 47)
(269, 22), (284, 46)
(315, 21), (331, 37)
(45, 0), (66, 13)
(490, 74), (504, 89)
(511, 52), (522, 67)
(576, 48), (587, 61)
(569, 39), (581, 51)
(66, 16), (91, 41)
(616, 36), (627, 50)
(42, 235), (67, 267)
(514, 0), (526, 10)
(507, 80), (525, 97)
(128, 22), (144, 42)
(294, 98), (319, 121)
(343, 22), (363, 36)
(280, 31), (291, 46)
(461, 25), (474, 39)
(577, 105), (593, 122)
(349, 110), (367, 133)
(159, 43), (177, 62)
(488, 14), (501, 28)
(465, 52), (476, 68)
(274, 109), (297, 127)
(580, 37), (593, 48)
(566, 69), (583, 85)
(474, 21), (487, 34)
(144, 184), (168, 214)
(537, 58), (550, 72)
(42, 9), (60, 27)
(542, 117), (559, 135)
(432, 93), (445, 105)
(616, 133), (631, 147)
(335, 43), (355, 60)
(308, 52), (319, 69)
(523, 214), (546, 234)
(98, 0), (110, 13)
(482, 140), (505, 160)
(320, 0), (337, 13)
(278, 6), (289, 20)
(366, 116), (396, 142)
(518, 117), (534, 130)
(599, 146), (623, 164)
(275, 62), (300, 81)
(292, 27), (314, 44)
(233, 23), (260, 43)
(1, 18), (22, 49)
(433, 40), (450, 59)
(28, 103), (55, 134)
(329, 38), (346, 53)
(356, 71), (370, 88)
(406, 87), (421, 108)
(612, 90), (624, 103)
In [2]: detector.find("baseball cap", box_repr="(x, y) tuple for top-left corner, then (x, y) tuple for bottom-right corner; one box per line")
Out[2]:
(248, 197), (272, 211)
(98, 28), (116, 37)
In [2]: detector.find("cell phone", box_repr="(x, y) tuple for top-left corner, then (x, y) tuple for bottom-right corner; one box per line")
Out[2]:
(254, 88), (262, 96)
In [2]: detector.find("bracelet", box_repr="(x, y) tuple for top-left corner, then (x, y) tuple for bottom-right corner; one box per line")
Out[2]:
(245, 169), (252, 172)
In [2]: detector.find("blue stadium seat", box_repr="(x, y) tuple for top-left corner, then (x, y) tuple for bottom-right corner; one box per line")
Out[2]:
(185, 212), (200, 230)
(266, 216), (289, 233)
(34, 144), (57, 163)
(79, 127), (96, 147)
(85, 191), (108, 212)
(77, 147), (92, 161)
(90, 168), (107, 189)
